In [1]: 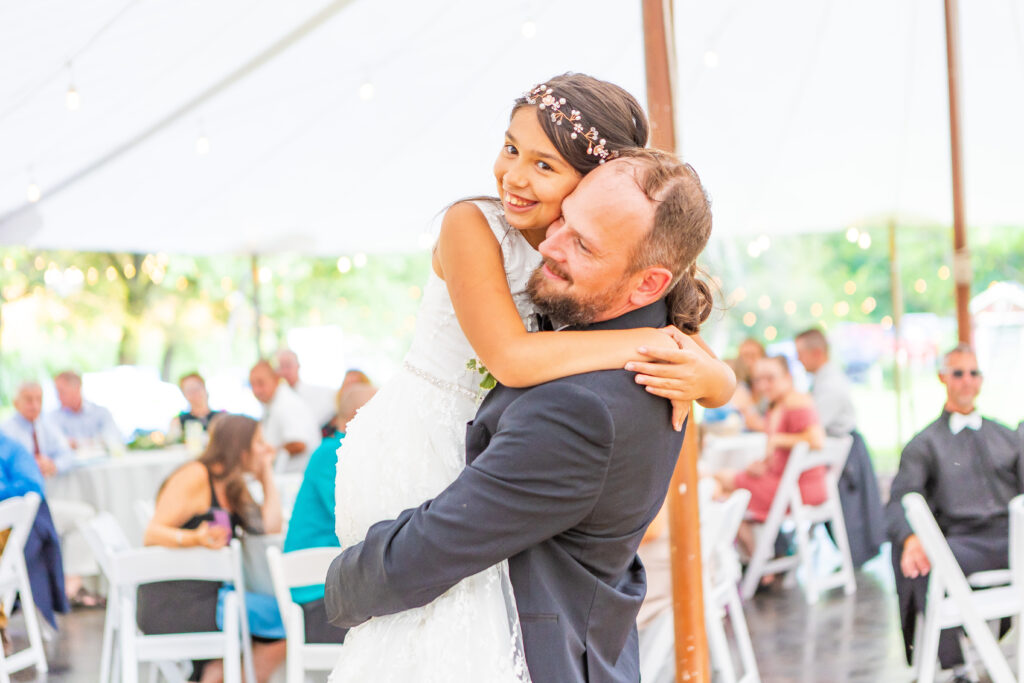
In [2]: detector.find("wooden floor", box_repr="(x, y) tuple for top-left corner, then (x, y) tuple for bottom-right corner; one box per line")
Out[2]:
(4, 546), (1018, 682)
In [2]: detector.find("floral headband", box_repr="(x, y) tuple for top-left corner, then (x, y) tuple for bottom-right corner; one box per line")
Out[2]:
(524, 83), (616, 164)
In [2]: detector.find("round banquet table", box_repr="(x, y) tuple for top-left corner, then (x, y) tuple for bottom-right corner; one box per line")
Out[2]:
(46, 446), (195, 545)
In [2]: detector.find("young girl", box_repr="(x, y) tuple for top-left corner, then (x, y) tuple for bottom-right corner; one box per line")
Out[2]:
(331, 73), (734, 682)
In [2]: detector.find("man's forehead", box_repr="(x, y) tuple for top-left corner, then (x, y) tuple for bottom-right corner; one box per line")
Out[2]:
(946, 351), (978, 368)
(566, 161), (651, 226)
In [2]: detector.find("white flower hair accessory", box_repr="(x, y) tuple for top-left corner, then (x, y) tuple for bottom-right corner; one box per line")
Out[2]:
(524, 83), (617, 164)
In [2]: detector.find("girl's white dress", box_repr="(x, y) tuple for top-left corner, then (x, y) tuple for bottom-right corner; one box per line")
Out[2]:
(331, 200), (540, 683)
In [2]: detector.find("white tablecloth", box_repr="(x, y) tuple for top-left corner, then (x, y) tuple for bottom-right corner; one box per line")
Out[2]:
(46, 446), (195, 544)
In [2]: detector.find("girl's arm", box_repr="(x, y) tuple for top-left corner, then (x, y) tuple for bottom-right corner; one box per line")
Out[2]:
(769, 424), (825, 451)
(435, 201), (679, 388)
(624, 330), (737, 409)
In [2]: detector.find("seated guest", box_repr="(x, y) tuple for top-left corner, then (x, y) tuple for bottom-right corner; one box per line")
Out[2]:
(0, 431), (69, 634)
(2, 381), (100, 607)
(340, 368), (372, 394)
(283, 383), (377, 644)
(886, 344), (1022, 683)
(714, 356), (824, 555)
(49, 371), (122, 449)
(249, 361), (320, 473)
(167, 372), (222, 443)
(140, 414), (285, 683)
(795, 328), (885, 567)
(732, 338), (768, 431)
(2, 381), (73, 475)
(274, 349), (336, 435)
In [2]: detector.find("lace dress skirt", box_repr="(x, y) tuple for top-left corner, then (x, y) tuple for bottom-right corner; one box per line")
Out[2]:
(331, 364), (529, 683)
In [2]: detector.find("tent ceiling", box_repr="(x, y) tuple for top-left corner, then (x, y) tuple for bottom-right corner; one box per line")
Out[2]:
(1, 0), (1022, 255)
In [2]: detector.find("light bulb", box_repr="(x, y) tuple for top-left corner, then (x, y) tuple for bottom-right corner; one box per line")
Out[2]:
(359, 82), (375, 101)
(196, 135), (210, 155)
(521, 20), (537, 39)
(703, 51), (719, 68)
(66, 86), (80, 111)
(27, 183), (41, 203)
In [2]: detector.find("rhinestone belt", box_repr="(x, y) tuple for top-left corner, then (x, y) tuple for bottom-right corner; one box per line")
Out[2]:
(403, 361), (480, 401)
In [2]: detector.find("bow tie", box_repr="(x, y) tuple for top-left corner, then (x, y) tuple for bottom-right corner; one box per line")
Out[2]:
(949, 411), (982, 435)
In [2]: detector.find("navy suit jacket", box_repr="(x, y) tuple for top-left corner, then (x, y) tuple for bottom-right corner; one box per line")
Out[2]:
(326, 300), (685, 683)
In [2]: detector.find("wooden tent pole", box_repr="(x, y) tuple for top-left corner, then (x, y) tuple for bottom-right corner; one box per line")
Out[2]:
(943, 0), (972, 344)
(641, 1), (710, 681)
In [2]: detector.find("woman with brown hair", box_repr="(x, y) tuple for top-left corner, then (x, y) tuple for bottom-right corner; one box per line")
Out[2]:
(138, 414), (285, 682)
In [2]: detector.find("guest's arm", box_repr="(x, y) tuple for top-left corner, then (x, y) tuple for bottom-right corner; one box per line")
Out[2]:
(143, 462), (228, 549)
(0, 440), (45, 499)
(325, 382), (615, 629)
(255, 445), (283, 534)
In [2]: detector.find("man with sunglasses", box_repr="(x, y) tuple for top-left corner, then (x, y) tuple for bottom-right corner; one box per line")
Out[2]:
(886, 343), (1023, 682)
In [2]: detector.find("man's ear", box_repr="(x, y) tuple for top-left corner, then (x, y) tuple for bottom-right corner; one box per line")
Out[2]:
(628, 267), (674, 308)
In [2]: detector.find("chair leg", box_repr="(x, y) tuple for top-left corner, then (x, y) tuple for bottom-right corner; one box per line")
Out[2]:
(15, 561), (48, 673)
(741, 525), (773, 600)
(99, 597), (117, 683)
(726, 588), (761, 683)
(706, 595), (737, 683)
(120, 597), (139, 683)
(286, 606), (304, 683)
(794, 521), (817, 605)
(222, 593), (241, 683)
(916, 607), (941, 683)
(828, 503), (858, 596)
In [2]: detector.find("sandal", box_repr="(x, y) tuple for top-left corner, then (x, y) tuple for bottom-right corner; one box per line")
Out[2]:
(69, 587), (106, 609)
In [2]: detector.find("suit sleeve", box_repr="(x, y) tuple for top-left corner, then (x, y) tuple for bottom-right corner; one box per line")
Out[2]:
(325, 382), (615, 629)
(885, 434), (931, 549)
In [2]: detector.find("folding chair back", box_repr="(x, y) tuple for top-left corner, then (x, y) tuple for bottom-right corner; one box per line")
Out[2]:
(701, 490), (760, 683)
(81, 513), (255, 683)
(902, 492), (1020, 683)
(266, 546), (344, 682)
(133, 500), (154, 531)
(0, 492), (47, 681)
(740, 436), (856, 604)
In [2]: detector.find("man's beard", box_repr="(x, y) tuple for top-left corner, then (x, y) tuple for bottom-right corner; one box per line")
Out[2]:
(526, 259), (626, 328)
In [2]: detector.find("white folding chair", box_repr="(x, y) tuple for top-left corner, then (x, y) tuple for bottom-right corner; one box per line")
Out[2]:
(740, 435), (856, 604)
(0, 492), (48, 682)
(80, 513), (256, 683)
(701, 489), (760, 683)
(902, 492), (1023, 683)
(266, 546), (344, 683)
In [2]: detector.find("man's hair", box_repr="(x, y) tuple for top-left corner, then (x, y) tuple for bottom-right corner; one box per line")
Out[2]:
(940, 343), (976, 373)
(178, 372), (205, 389)
(14, 381), (41, 398)
(761, 355), (792, 377)
(795, 328), (829, 353)
(54, 370), (81, 386)
(616, 148), (714, 334)
(250, 360), (277, 376)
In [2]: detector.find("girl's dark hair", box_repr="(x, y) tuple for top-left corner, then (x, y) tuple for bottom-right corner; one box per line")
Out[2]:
(197, 413), (262, 532)
(512, 73), (649, 176)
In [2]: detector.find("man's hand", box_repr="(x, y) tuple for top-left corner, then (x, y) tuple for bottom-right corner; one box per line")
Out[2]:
(35, 454), (57, 477)
(745, 458), (768, 478)
(900, 534), (931, 578)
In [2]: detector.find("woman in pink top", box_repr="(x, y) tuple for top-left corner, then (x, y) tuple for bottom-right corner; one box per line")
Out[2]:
(715, 355), (825, 555)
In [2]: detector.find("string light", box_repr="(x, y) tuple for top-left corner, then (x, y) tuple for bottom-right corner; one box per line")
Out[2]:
(26, 182), (41, 203)
(880, 316), (893, 329)
(937, 265), (950, 280)
(336, 256), (352, 273)
(703, 51), (720, 68)
(758, 295), (771, 310)
(359, 81), (375, 101)
(521, 20), (537, 38)
(833, 301), (850, 316)
(858, 232), (872, 249)
(353, 252), (368, 268)
(810, 302), (823, 317)
(742, 312), (756, 327)
(783, 300), (797, 315)
(861, 297), (877, 314)
(843, 280), (856, 295)
(914, 278), (926, 293)
(65, 62), (80, 111)
(764, 326), (777, 341)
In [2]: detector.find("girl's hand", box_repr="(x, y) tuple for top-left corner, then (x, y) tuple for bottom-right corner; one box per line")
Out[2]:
(193, 521), (229, 549)
(625, 327), (708, 431)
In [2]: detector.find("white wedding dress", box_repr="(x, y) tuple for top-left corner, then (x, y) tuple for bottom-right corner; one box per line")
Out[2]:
(331, 200), (540, 683)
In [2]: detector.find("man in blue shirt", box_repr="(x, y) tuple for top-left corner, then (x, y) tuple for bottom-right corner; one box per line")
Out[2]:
(283, 383), (376, 643)
(1, 382), (74, 476)
(49, 371), (122, 449)
(0, 431), (69, 628)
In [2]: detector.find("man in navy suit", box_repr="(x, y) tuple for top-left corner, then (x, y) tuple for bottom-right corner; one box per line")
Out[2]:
(327, 149), (713, 682)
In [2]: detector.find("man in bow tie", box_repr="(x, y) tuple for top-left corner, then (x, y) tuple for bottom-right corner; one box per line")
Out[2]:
(886, 343), (1023, 681)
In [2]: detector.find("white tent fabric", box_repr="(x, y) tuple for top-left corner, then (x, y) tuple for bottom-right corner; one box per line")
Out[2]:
(1, 0), (1022, 255)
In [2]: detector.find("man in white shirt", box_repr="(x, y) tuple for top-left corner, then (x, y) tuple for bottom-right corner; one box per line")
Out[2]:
(3, 381), (99, 606)
(49, 371), (122, 449)
(2, 381), (73, 475)
(249, 361), (321, 473)
(275, 349), (336, 432)
(794, 328), (856, 437)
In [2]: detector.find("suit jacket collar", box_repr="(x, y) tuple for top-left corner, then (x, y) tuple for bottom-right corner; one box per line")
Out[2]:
(566, 299), (669, 332)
